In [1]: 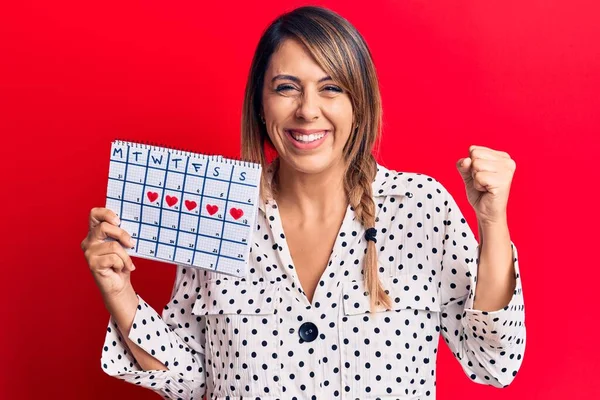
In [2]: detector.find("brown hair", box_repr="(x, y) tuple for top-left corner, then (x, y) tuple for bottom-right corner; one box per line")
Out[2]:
(241, 6), (391, 312)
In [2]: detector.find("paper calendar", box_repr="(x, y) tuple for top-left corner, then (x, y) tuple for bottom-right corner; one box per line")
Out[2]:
(104, 140), (262, 277)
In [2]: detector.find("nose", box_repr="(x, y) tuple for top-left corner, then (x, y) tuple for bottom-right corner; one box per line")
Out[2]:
(295, 88), (321, 121)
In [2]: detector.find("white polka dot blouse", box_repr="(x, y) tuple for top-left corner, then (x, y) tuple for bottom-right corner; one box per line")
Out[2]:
(101, 164), (526, 400)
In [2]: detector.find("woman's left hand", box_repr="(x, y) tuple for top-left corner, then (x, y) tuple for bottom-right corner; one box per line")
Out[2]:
(456, 145), (516, 225)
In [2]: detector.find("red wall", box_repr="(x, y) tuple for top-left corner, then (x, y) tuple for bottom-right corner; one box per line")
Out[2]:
(1, 1), (598, 399)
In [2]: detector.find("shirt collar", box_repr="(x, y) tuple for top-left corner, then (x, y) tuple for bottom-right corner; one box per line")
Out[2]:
(257, 163), (409, 213)
(372, 164), (410, 198)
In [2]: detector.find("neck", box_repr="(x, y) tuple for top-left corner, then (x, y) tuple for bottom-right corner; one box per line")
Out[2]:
(274, 158), (348, 221)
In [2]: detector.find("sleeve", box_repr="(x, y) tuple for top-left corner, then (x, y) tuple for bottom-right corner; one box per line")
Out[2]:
(100, 265), (207, 399)
(437, 184), (526, 388)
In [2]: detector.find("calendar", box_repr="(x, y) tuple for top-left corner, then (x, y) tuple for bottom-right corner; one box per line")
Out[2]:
(104, 140), (262, 277)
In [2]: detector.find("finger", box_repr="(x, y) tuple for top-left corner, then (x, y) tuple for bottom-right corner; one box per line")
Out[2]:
(469, 145), (509, 161)
(470, 158), (501, 175)
(472, 158), (517, 180)
(90, 253), (127, 274)
(89, 207), (120, 231)
(88, 240), (135, 272)
(91, 221), (135, 248)
(456, 157), (473, 182)
(496, 150), (511, 159)
(472, 171), (501, 193)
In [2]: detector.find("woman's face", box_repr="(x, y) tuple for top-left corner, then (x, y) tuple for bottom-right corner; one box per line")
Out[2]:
(262, 38), (354, 175)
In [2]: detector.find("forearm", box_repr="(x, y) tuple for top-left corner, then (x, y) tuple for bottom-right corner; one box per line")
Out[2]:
(103, 286), (168, 371)
(473, 216), (516, 311)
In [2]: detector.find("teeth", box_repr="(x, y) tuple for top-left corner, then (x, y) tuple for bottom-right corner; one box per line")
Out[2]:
(291, 132), (326, 142)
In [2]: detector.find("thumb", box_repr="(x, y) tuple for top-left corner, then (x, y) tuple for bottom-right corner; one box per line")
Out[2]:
(456, 157), (473, 182)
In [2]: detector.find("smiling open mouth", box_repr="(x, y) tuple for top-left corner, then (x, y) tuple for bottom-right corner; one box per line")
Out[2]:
(290, 131), (326, 143)
(285, 129), (330, 149)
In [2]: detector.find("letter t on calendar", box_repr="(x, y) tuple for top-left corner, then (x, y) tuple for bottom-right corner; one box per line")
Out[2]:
(104, 140), (262, 277)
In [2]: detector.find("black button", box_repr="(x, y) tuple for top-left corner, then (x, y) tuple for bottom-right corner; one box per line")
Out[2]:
(298, 322), (318, 342)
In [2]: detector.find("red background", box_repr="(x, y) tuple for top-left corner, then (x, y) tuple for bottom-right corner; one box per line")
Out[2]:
(1, 1), (598, 399)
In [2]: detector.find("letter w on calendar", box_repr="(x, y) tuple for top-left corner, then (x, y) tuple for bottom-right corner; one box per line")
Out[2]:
(104, 140), (262, 277)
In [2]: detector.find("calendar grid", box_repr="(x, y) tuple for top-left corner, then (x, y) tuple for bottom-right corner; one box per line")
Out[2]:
(191, 159), (210, 268)
(131, 236), (244, 263)
(116, 217), (247, 245)
(153, 151), (171, 257)
(134, 148), (151, 252)
(215, 166), (235, 272)
(110, 159), (256, 188)
(106, 140), (261, 277)
(117, 145), (130, 219)
(106, 196), (252, 227)
(172, 156), (190, 261)
(106, 180), (256, 208)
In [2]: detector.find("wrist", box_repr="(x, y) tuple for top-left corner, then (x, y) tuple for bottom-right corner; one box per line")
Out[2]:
(102, 284), (139, 331)
(477, 213), (508, 228)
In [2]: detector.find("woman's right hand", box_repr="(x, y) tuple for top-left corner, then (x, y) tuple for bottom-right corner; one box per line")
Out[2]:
(81, 207), (136, 299)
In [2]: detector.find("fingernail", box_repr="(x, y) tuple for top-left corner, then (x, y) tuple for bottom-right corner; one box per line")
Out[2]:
(131, 264), (136, 271)
(114, 217), (121, 226)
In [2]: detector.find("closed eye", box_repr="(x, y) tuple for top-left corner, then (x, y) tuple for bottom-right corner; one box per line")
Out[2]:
(324, 85), (343, 93)
(275, 85), (344, 93)
(275, 84), (296, 92)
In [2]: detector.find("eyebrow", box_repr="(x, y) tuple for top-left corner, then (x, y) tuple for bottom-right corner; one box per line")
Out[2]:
(271, 74), (333, 84)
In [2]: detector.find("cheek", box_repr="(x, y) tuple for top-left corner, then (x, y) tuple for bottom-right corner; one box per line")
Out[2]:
(330, 106), (354, 141)
(263, 123), (278, 147)
(263, 93), (295, 118)
(264, 120), (287, 153)
(264, 103), (301, 147)
(328, 99), (353, 125)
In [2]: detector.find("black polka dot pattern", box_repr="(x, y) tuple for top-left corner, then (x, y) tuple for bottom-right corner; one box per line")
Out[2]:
(100, 164), (526, 399)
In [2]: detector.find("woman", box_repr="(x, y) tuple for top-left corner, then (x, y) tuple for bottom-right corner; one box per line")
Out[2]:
(81, 6), (525, 399)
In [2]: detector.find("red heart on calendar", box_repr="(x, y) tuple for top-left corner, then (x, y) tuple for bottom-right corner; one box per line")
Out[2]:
(230, 208), (244, 220)
(206, 204), (218, 215)
(184, 200), (197, 211)
(147, 191), (158, 202)
(165, 195), (178, 207)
